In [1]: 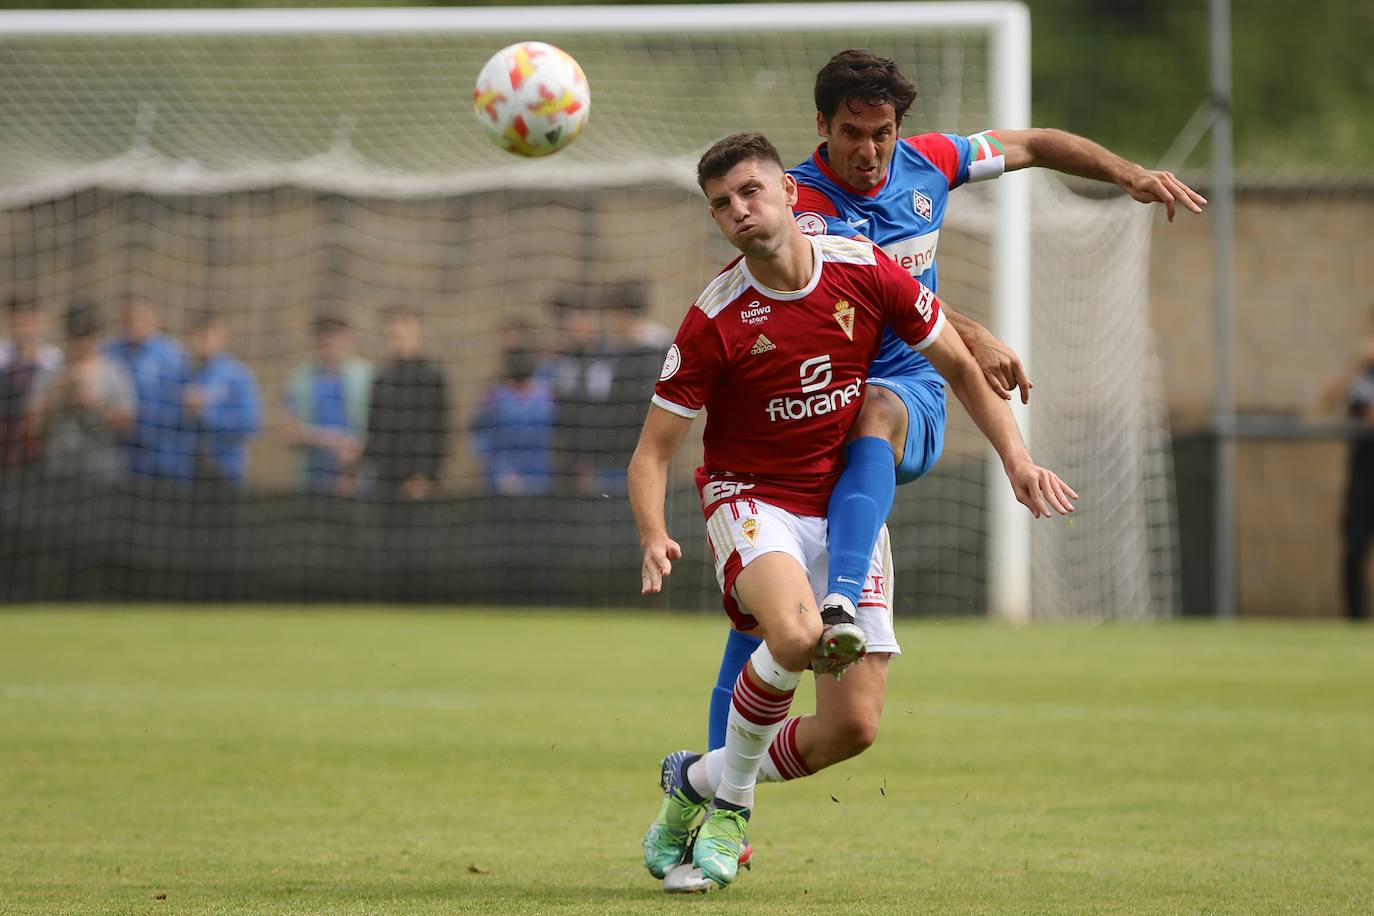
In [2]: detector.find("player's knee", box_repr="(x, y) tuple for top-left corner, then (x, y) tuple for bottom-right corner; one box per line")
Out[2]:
(833, 712), (881, 758)
(848, 387), (905, 451)
(764, 616), (821, 672)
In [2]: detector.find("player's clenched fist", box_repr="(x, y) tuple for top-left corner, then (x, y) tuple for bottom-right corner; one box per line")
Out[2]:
(1005, 460), (1078, 518)
(641, 536), (683, 595)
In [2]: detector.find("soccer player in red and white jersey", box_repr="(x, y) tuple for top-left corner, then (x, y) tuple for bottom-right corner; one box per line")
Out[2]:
(631, 133), (1075, 890)
(697, 53), (1209, 840)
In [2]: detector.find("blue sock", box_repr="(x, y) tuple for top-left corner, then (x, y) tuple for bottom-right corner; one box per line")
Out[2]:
(708, 628), (761, 751)
(825, 437), (897, 606)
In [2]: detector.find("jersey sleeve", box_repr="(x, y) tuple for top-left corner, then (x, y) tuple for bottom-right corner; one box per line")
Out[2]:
(904, 133), (970, 189)
(651, 307), (726, 419)
(872, 256), (946, 351)
(905, 132), (1005, 189)
(792, 184), (858, 238)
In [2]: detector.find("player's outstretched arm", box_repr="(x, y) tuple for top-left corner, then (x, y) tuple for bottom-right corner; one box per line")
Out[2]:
(941, 307), (1032, 404)
(628, 405), (694, 594)
(991, 128), (1207, 222)
(920, 318), (1077, 518)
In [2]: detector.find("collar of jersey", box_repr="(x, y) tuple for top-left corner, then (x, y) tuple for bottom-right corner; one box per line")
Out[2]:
(739, 235), (824, 302)
(813, 144), (889, 198)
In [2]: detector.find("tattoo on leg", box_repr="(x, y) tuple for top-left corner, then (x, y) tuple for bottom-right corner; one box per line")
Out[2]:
(799, 602), (809, 615)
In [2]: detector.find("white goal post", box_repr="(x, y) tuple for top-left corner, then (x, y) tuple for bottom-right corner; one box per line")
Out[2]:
(0, 5), (1175, 620)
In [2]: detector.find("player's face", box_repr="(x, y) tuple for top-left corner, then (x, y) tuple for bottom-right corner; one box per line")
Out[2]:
(703, 159), (799, 258)
(817, 99), (900, 192)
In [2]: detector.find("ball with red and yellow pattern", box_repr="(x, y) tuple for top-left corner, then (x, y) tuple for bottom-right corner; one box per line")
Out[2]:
(473, 42), (590, 158)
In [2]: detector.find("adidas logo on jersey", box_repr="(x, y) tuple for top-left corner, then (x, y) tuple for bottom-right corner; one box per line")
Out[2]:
(750, 334), (776, 355)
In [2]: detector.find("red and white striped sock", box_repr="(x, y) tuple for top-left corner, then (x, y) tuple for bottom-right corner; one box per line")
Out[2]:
(692, 716), (812, 795)
(714, 664), (797, 810)
(762, 716), (813, 782)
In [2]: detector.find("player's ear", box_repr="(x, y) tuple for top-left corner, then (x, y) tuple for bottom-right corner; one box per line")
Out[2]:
(815, 111), (827, 139)
(782, 172), (798, 207)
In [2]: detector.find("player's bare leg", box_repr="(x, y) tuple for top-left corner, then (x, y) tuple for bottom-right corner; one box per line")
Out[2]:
(796, 652), (890, 770)
(819, 386), (906, 666)
(650, 551), (818, 890)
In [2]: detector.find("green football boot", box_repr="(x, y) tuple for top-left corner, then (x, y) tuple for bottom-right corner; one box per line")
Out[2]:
(642, 750), (708, 879)
(691, 804), (751, 888)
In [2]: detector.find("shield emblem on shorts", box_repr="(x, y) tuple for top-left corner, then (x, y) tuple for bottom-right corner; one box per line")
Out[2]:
(912, 190), (933, 222)
(741, 517), (759, 546)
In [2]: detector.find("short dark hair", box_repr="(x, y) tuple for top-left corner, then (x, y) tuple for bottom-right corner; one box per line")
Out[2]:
(502, 346), (538, 383)
(696, 133), (784, 191)
(608, 280), (650, 315)
(64, 299), (103, 340)
(312, 313), (349, 336)
(188, 309), (222, 332)
(814, 49), (918, 125)
(5, 294), (38, 316)
(381, 303), (423, 323)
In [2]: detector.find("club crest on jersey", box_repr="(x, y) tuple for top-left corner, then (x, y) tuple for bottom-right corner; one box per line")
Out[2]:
(912, 189), (933, 222)
(833, 300), (855, 340)
(740, 517), (759, 546)
(750, 334), (776, 355)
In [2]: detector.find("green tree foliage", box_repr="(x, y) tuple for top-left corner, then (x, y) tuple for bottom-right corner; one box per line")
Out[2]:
(0, 0), (1368, 175)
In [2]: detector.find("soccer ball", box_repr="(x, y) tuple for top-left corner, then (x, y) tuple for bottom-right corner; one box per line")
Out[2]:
(472, 41), (590, 158)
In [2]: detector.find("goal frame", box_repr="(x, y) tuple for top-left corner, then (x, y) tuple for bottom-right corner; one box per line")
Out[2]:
(0, 2), (1033, 620)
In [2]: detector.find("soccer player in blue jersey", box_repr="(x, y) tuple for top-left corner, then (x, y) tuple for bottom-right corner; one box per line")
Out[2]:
(692, 50), (1207, 878)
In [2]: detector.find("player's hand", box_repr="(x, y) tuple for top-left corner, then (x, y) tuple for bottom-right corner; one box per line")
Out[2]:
(972, 330), (1033, 404)
(1005, 460), (1078, 518)
(640, 536), (682, 595)
(1120, 167), (1207, 222)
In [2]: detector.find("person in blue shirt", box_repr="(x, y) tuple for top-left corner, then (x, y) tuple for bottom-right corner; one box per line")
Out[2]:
(282, 314), (372, 495)
(682, 51), (1208, 886)
(104, 295), (193, 481)
(183, 311), (262, 486)
(471, 347), (556, 496)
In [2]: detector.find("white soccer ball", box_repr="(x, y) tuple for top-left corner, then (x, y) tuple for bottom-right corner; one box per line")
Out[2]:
(472, 41), (590, 158)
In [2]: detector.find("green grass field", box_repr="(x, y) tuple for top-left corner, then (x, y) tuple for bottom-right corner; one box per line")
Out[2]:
(1, 608), (1371, 915)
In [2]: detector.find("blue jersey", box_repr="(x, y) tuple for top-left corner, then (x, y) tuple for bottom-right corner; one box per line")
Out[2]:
(788, 132), (1004, 379)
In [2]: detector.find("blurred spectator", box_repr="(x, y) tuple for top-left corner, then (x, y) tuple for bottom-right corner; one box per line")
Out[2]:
(604, 281), (671, 490)
(282, 314), (372, 495)
(471, 347), (555, 495)
(104, 295), (192, 480)
(183, 311), (262, 486)
(27, 301), (136, 482)
(537, 290), (617, 493)
(1321, 329), (1374, 622)
(0, 295), (62, 473)
(500, 314), (541, 356)
(363, 305), (450, 501)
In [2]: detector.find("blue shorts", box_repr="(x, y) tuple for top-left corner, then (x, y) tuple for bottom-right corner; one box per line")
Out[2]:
(865, 374), (947, 485)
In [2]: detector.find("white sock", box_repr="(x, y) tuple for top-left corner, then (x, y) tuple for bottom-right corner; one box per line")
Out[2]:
(713, 662), (799, 809)
(688, 715), (809, 798)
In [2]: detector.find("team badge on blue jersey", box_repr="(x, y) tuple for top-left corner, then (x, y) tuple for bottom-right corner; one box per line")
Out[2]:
(912, 189), (933, 222)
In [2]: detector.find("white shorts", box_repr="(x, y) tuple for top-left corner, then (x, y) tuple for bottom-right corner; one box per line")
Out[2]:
(704, 498), (899, 656)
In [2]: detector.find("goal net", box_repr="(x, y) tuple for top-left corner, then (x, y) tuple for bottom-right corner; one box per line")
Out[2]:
(0, 4), (1177, 619)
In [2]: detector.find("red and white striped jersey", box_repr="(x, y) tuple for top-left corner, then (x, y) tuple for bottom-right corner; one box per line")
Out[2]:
(652, 234), (945, 518)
